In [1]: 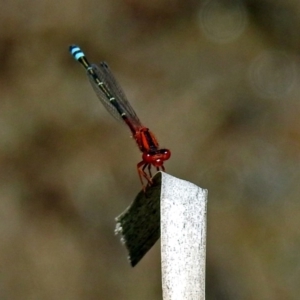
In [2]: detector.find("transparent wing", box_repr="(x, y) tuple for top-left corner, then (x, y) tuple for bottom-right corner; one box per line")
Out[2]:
(87, 62), (142, 128)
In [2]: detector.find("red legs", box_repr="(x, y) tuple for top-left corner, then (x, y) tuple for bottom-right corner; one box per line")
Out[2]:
(137, 161), (152, 191)
(137, 161), (165, 191)
(147, 164), (152, 178)
(155, 165), (164, 172)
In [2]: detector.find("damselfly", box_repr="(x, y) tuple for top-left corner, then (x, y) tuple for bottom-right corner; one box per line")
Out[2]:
(69, 45), (171, 190)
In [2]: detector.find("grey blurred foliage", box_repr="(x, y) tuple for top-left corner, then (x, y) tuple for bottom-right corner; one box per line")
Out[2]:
(1, 0), (300, 299)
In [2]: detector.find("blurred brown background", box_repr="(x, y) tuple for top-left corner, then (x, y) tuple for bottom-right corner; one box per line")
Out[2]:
(1, 0), (300, 299)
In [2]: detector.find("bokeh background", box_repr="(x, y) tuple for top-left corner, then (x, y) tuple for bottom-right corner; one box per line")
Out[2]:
(1, 0), (300, 299)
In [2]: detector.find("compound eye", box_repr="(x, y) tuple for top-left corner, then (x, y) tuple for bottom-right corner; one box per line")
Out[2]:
(162, 149), (171, 160)
(154, 158), (163, 167)
(142, 152), (152, 163)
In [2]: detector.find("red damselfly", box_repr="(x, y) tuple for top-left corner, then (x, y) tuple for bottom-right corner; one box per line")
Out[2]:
(69, 45), (171, 190)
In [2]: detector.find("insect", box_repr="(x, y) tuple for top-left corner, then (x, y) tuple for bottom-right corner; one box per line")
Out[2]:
(69, 45), (171, 190)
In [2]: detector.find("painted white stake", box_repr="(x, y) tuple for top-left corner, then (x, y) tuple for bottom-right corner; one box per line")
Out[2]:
(160, 173), (207, 300)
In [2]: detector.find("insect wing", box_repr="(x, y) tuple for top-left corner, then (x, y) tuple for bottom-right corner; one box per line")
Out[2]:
(87, 67), (124, 122)
(88, 62), (142, 128)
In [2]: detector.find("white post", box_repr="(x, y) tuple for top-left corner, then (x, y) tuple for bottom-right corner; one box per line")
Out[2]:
(160, 173), (207, 300)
